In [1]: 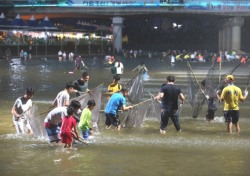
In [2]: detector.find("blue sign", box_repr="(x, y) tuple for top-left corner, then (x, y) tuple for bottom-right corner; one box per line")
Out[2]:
(185, 0), (250, 11)
(58, 0), (160, 7)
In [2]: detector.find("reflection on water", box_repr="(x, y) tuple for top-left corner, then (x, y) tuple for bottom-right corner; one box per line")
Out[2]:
(9, 59), (26, 97)
(0, 57), (250, 176)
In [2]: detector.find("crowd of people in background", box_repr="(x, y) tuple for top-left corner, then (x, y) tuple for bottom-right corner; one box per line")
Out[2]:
(1, 46), (249, 67)
(160, 49), (248, 64)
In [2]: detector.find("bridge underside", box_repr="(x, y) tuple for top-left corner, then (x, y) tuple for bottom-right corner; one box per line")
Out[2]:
(6, 7), (250, 20)
(2, 6), (250, 52)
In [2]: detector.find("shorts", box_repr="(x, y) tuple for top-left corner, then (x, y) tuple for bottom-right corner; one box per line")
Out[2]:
(44, 123), (60, 143)
(81, 129), (90, 139)
(105, 113), (120, 127)
(224, 110), (239, 124)
(13, 117), (32, 134)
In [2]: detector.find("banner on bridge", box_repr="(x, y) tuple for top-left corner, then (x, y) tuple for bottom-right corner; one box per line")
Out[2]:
(58, 0), (184, 7)
(58, 0), (160, 7)
(10, 0), (250, 11)
(185, 0), (250, 11)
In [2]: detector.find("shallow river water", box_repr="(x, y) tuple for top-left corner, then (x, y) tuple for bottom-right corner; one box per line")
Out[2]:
(0, 56), (250, 176)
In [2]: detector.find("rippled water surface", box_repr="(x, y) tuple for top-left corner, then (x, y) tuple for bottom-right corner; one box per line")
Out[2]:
(0, 57), (250, 176)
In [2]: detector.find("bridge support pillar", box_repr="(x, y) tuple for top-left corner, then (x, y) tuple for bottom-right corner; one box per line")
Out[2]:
(219, 17), (244, 52)
(112, 17), (123, 54)
(231, 17), (244, 52)
(218, 27), (223, 52)
(226, 24), (232, 52)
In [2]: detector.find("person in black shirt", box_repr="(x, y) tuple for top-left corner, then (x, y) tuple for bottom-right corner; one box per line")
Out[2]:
(73, 72), (90, 97)
(155, 75), (185, 134)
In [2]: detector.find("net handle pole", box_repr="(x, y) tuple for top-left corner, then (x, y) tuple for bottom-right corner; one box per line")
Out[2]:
(45, 92), (87, 115)
(187, 61), (208, 103)
(72, 132), (89, 146)
(41, 84), (103, 116)
(72, 83), (103, 102)
(18, 103), (36, 118)
(148, 90), (184, 106)
(132, 98), (151, 108)
(229, 62), (242, 75)
(219, 60), (222, 84)
(245, 74), (250, 91)
(148, 91), (161, 103)
(40, 105), (55, 116)
(221, 62), (242, 80)
(12, 103), (36, 127)
(217, 62), (243, 92)
(99, 110), (123, 113)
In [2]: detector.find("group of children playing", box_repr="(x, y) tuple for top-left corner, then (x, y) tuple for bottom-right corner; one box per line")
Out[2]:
(11, 60), (149, 149)
(60, 100), (96, 148)
(11, 87), (97, 149)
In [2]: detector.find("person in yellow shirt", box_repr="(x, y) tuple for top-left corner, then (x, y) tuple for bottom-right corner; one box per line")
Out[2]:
(175, 54), (181, 61)
(183, 53), (190, 61)
(217, 75), (248, 133)
(107, 74), (122, 96)
(102, 75), (123, 108)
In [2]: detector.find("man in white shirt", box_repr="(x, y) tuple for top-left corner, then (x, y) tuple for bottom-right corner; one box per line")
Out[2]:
(58, 50), (63, 61)
(114, 59), (124, 75)
(44, 100), (81, 143)
(11, 88), (34, 134)
(52, 82), (76, 107)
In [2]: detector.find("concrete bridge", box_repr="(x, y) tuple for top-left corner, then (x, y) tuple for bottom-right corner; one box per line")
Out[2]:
(2, 0), (250, 53)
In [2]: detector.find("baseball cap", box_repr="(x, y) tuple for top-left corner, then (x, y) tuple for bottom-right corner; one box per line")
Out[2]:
(226, 75), (235, 81)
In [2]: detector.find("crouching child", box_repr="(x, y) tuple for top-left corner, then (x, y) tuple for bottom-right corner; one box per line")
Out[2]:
(78, 100), (96, 140)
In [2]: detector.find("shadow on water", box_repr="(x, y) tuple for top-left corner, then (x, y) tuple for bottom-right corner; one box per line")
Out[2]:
(1, 57), (250, 175)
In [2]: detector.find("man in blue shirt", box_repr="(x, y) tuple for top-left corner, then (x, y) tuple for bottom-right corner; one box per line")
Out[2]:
(104, 88), (133, 131)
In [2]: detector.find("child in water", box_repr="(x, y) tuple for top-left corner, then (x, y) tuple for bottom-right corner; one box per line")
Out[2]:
(60, 107), (79, 148)
(78, 100), (96, 140)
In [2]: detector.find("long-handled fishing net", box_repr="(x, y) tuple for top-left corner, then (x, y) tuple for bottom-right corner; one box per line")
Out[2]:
(216, 61), (245, 92)
(203, 61), (220, 120)
(149, 93), (162, 122)
(124, 72), (144, 104)
(187, 61), (207, 118)
(71, 84), (103, 125)
(245, 74), (250, 91)
(25, 105), (47, 138)
(123, 99), (152, 128)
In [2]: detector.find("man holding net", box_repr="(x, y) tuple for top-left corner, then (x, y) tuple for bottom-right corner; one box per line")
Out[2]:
(104, 88), (133, 131)
(11, 88), (35, 134)
(155, 75), (185, 134)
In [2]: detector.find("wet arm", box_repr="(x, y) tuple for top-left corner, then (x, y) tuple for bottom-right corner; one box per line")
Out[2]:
(52, 98), (57, 107)
(179, 93), (185, 104)
(154, 92), (164, 100)
(122, 105), (133, 111)
(240, 90), (248, 102)
(11, 106), (20, 118)
(72, 126), (79, 140)
(216, 94), (224, 102)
